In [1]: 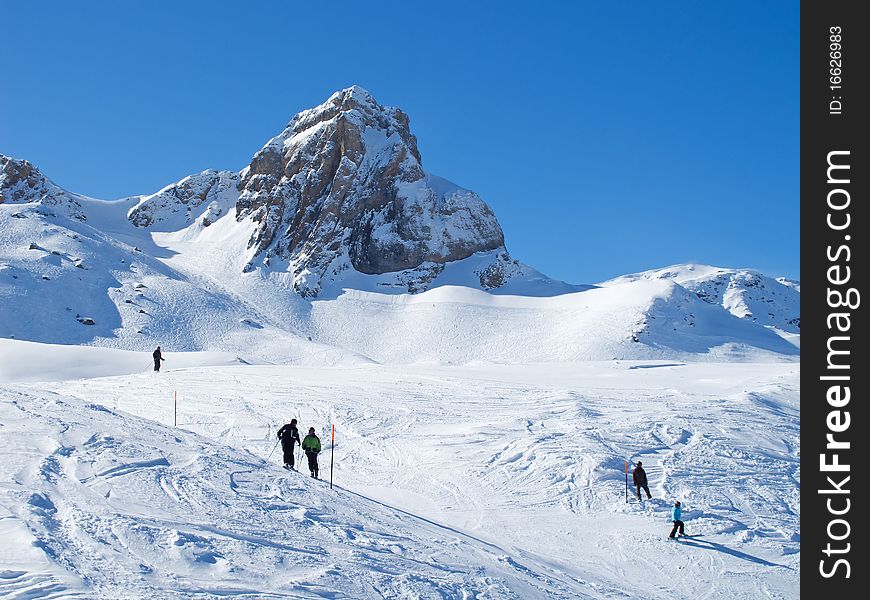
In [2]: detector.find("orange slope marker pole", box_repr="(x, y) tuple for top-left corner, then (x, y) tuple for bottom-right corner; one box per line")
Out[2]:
(330, 423), (335, 490)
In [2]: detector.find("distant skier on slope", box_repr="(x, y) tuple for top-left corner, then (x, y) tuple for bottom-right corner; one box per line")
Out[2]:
(153, 346), (165, 372)
(668, 500), (686, 539)
(276, 418), (301, 470)
(633, 461), (652, 500)
(301, 427), (321, 479)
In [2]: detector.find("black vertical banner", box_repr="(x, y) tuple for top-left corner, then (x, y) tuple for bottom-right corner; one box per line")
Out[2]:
(803, 1), (867, 596)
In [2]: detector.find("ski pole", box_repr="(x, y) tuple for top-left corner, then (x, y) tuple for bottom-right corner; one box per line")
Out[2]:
(625, 460), (628, 503)
(296, 408), (301, 469)
(267, 438), (280, 460)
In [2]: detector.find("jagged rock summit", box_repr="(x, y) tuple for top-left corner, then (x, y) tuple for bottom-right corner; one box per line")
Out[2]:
(233, 86), (507, 296)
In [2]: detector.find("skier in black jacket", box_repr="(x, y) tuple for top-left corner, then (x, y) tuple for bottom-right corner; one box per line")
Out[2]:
(276, 419), (301, 470)
(633, 461), (652, 500)
(153, 346), (165, 372)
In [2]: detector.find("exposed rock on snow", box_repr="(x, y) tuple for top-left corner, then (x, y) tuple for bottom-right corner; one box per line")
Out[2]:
(0, 155), (87, 221)
(128, 170), (240, 230)
(235, 86), (506, 296)
(604, 264), (800, 334)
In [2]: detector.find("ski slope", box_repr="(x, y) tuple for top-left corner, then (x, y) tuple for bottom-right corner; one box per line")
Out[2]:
(2, 192), (799, 364)
(1, 351), (799, 599)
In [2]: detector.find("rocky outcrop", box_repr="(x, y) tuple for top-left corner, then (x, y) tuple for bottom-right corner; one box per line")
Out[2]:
(128, 170), (239, 229)
(0, 155), (86, 220)
(606, 265), (800, 333)
(234, 86), (506, 296)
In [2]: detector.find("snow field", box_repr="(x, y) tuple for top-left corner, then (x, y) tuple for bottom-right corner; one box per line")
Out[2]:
(4, 358), (800, 599)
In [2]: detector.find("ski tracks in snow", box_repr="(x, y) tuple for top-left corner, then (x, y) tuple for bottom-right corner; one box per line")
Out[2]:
(12, 361), (800, 598)
(2, 385), (614, 598)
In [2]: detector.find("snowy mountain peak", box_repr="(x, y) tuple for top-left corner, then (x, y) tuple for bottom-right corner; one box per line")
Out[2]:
(0, 88), (575, 299)
(264, 85), (421, 168)
(235, 87), (506, 296)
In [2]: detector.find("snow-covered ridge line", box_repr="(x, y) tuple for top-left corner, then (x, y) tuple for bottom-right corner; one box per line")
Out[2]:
(1, 88), (798, 362)
(603, 263), (800, 334)
(0, 190), (799, 362)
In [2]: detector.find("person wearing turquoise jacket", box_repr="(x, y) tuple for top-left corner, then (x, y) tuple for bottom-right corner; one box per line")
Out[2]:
(668, 500), (685, 538)
(301, 427), (322, 479)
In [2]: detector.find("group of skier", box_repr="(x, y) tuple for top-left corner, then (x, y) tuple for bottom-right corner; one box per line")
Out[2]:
(276, 418), (322, 478)
(153, 346), (687, 534)
(632, 460), (687, 539)
(151, 347), (324, 479)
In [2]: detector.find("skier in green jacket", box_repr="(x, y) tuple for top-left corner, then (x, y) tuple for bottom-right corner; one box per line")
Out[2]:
(301, 427), (322, 479)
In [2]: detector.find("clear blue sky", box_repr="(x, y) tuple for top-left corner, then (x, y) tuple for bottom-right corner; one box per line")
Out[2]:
(1, 1), (798, 283)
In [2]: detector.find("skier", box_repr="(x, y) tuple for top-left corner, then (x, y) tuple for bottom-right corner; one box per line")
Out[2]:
(668, 500), (686, 539)
(153, 346), (165, 372)
(276, 418), (301, 470)
(301, 427), (321, 479)
(633, 461), (652, 500)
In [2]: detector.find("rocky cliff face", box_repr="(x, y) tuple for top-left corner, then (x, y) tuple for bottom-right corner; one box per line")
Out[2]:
(128, 170), (240, 230)
(0, 155), (86, 220)
(234, 86), (506, 296)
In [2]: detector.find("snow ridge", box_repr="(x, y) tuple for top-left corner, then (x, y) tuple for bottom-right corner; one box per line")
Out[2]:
(604, 264), (800, 335)
(1, 90), (799, 362)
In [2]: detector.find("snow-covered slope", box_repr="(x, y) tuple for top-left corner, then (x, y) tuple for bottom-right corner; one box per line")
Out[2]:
(0, 198), (363, 365)
(0, 194), (797, 363)
(1, 356), (799, 598)
(604, 264), (800, 334)
(0, 88), (799, 363)
(0, 191), (799, 362)
(306, 280), (797, 364)
(0, 338), (245, 383)
(0, 385), (587, 598)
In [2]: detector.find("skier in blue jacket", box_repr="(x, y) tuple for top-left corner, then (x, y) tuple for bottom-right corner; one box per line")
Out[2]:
(668, 500), (685, 538)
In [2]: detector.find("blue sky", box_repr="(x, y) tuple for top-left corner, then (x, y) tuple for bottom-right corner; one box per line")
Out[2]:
(0, 1), (798, 283)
